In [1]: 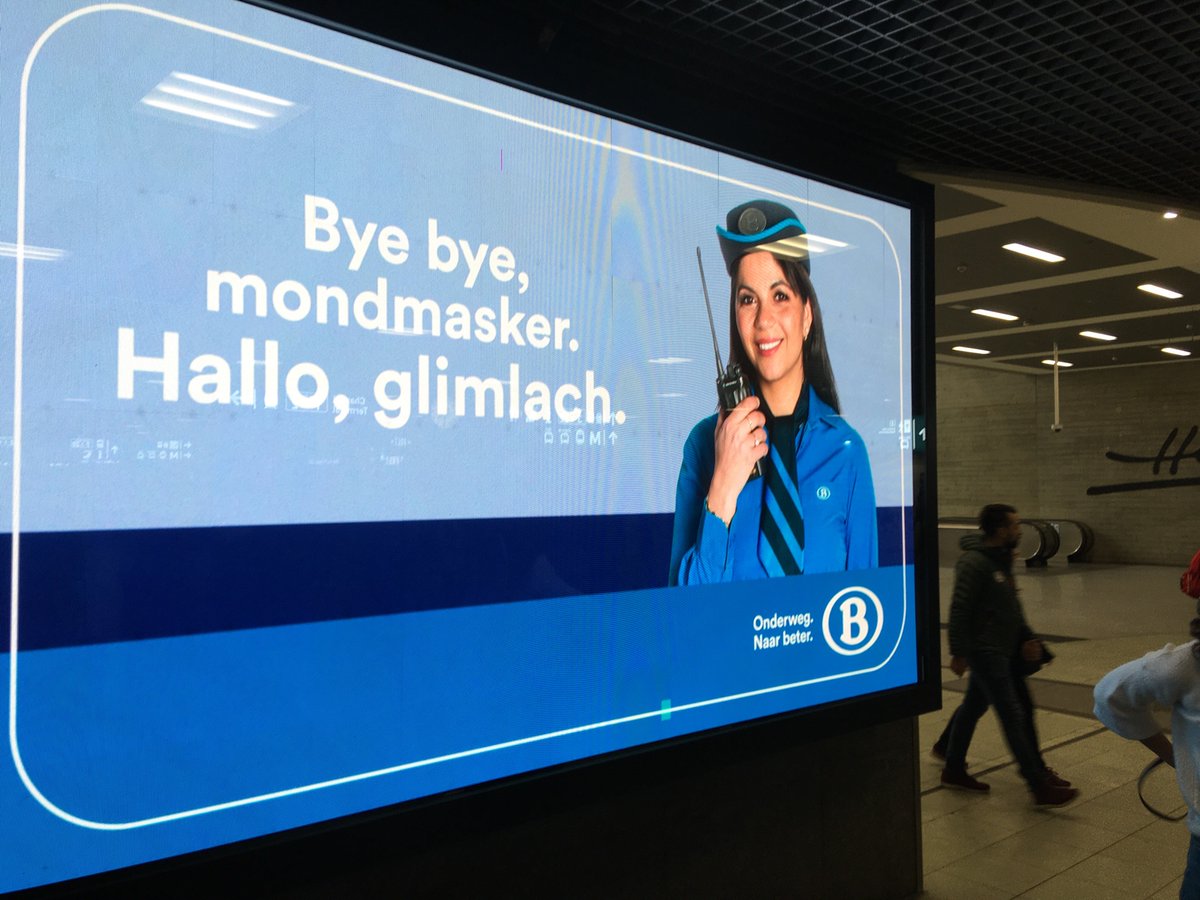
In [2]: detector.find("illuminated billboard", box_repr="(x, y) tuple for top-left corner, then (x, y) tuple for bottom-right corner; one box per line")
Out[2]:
(0, 1), (929, 891)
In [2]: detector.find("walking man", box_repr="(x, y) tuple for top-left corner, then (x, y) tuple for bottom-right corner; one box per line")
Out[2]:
(940, 504), (1079, 806)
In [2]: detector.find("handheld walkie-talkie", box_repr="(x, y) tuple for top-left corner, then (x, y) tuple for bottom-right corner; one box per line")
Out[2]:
(697, 247), (761, 480)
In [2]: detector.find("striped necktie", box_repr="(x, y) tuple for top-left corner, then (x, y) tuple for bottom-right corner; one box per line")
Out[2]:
(758, 413), (806, 576)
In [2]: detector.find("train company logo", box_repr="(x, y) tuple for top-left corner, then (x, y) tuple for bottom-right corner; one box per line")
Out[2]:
(821, 586), (884, 656)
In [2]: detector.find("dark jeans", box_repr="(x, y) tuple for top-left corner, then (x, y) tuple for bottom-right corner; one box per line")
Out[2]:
(937, 655), (1042, 759)
(1182, 834), (1200, 900)
(944, 653), (1046, 789)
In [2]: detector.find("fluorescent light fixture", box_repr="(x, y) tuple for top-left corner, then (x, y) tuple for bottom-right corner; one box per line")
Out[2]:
(1002, 242), (1065, 263)
(0, 241), (64, 261)
(142, 97), (257, 129)
(173, 71), (295, 107)
(764, 235), (827, 256)
(647, 357), (691, 365)
(157, 84), (281, 118)
(760, 234), (852, 261)
(1162, 347), (1192, 357)
(802, 233), (849, 249)
(1138, 283), (1183, 300)
(952, 346), (990, 355)
(1079, 330), (1116, 341)
(1041, 359), (1073, 367)
(1163, 211), (1179, 220)
(141, 72), (299, 132)
(970, 308), (1019, 322)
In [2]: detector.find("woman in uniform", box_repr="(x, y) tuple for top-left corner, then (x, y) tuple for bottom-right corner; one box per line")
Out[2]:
(669, 199), (877, 585)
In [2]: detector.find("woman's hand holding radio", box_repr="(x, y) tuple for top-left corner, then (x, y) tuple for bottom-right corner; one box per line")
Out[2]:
(706, 395), (768, 526)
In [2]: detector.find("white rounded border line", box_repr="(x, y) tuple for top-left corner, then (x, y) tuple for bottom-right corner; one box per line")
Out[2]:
(10, 3), (912, 830)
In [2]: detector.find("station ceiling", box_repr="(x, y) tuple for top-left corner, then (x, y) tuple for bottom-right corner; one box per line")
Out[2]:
(579, 0), (1200, 206)
(921, 172), (1199, 373)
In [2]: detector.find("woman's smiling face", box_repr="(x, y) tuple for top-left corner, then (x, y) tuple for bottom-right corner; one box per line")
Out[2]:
(735, 251), (812, 411)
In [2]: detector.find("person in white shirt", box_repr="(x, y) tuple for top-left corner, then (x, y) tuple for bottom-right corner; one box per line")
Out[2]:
(1094, 566), (1200, 900)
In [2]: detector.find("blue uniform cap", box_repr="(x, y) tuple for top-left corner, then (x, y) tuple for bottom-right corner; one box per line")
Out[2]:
(717, 199), (810, 276)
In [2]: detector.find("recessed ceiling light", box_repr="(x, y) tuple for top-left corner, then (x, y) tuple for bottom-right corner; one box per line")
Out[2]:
(761, 235), (829, 257)
(1003, 242), (1064, 263)
(140, 72), (298, 132)
(0, 241), (64, 261)
(952, 346), (990, 355)
(1079, 330), (1116, 341)
(802, 234), (850, 249)
(1138, 283), (1183, 300)
(173, 71), (295, 107)
(1162, 347), (1192, 357)
(971, 308), (1019, 322)
(158, 83), (282, 118)
(142, 97), (258, 129)
(1041, 359), (1073, 367)
(1163, 211), (1179, 220)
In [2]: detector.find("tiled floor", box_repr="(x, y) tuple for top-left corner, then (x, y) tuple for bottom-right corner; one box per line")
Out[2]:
(920, 561), (1194, 899)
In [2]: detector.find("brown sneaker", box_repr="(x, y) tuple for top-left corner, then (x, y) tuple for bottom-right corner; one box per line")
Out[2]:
(1032, 780), (1079, 806)
(941, 768), (990, 792)
(1044, 768), (1072, 788)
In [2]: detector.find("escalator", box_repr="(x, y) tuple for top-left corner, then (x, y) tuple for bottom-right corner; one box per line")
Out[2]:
(937, 517), (1093, 566)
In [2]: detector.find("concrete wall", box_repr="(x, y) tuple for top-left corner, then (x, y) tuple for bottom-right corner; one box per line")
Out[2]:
(935, 362), (1041, 520)
(937, 359), (1200, 565)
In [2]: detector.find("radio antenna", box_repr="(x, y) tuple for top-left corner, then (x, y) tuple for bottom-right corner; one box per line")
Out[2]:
(696, 247), (724, 375)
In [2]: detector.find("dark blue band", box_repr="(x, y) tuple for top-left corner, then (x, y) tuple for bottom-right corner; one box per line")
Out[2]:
(1, 507), (910, 651)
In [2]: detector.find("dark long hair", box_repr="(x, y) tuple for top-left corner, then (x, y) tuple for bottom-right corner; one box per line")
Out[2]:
(727, 255), (841, 414)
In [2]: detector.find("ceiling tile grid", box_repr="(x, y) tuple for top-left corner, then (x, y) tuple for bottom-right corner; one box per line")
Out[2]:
(588, 0), (1200, 203)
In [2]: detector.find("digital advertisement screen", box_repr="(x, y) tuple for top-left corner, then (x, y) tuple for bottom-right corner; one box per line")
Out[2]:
(1, 1), (921, 892)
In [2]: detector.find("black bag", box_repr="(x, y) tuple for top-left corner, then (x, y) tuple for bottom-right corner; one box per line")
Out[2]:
(1018, 642), (1054, 676)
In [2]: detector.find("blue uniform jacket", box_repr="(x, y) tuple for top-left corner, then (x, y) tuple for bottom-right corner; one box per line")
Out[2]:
(669, 387), (878, 585)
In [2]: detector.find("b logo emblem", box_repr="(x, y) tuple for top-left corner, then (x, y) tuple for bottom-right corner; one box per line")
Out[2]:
(822, 587), (884, 655)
